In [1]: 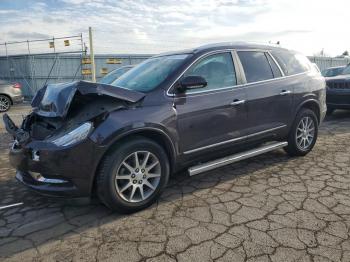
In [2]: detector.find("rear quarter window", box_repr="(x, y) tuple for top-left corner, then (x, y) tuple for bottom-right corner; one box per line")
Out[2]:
(271, 50), (311, 76)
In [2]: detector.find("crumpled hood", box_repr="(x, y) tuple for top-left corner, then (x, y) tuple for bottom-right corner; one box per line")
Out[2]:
(31, 80), (145, 118)
(3, 81), (144, 145)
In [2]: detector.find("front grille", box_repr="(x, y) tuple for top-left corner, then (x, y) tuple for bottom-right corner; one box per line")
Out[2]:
(327, 94), (350, 104)
(327, 82), (350, 89)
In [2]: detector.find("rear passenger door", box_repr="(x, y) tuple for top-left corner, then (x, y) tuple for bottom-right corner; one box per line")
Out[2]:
(236, 50), (294, 141)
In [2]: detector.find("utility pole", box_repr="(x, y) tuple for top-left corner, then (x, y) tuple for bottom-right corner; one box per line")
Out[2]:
(88, 27), (96, 83)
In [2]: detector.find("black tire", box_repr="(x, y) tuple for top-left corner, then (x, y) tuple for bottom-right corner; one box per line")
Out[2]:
(0, 95), (11, 112)
(326, 107), (335, 116)
(96, 136), (170, 213)
(284, 108), (318, 157)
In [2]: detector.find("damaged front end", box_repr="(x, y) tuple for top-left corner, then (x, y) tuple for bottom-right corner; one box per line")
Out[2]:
(3, 81), (145, 197)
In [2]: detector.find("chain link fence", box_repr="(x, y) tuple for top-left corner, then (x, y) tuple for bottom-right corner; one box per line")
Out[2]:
(308, 56), (350, 71)
(0, 53), (150, 97)
(0, 34), (86, 97)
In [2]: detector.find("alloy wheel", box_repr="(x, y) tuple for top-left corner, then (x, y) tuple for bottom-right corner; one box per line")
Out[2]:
(115, 151), (161, 203)
(296, 116), (315, 151)
(0, 96), (10, 112)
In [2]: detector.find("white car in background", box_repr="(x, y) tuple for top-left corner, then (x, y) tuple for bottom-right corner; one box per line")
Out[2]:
(0, 80), (24, 112)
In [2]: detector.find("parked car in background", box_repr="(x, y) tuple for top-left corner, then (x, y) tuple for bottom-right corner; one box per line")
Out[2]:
(99, 65), (134, 85)
(0, 80), (24, 112)
(3, 42), (326, 213)
(322, 66), (345, 78)
(325, 64), (350, 115)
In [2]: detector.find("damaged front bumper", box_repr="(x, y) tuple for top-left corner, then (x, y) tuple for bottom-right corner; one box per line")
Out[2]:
(9, 137), (103, 197)
(3, 80), (145, 198)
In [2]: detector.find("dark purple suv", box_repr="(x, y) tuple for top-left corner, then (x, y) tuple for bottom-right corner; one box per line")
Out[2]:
(4, 42), (326, 213)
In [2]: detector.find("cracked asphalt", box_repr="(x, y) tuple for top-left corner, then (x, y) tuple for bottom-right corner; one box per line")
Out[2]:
(1, 107), (350, 262)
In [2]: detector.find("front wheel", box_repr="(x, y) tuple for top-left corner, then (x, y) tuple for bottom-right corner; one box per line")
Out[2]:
(96, 137), (170, 213)
(284, 108), (318, 156)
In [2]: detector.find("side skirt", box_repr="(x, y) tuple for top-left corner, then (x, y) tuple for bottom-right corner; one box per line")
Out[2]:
(188, 141), (288, 176)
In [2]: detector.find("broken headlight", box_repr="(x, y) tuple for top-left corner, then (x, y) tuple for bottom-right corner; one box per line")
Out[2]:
(52, 122), (93, 147)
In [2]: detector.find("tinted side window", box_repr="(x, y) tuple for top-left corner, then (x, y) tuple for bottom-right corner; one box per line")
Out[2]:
(271, 50), (311, 76)
(237, 51), (274, 83)
(184, 52), (237, 92)
(266, 53), (282, 78)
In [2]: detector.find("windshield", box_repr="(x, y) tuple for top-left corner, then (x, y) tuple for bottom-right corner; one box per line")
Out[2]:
(322, 67), (345, 77)
(341, 65), (350, 75)
(100, 67), (132, 84)
(111, 54), (189, 92)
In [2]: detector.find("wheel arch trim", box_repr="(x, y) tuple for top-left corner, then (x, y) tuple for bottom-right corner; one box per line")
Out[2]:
(295, 98), (321, 123)
(90, 126), (177, 194)
(110, 126), (177, 161)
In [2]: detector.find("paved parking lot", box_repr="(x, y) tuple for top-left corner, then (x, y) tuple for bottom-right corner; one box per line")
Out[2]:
(1, 106), (350, 262)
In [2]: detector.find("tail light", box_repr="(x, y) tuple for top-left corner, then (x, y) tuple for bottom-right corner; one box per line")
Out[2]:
(13, 83), (21, 88)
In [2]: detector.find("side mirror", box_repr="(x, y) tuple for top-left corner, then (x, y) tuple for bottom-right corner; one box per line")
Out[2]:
(177, 76), (207, 92)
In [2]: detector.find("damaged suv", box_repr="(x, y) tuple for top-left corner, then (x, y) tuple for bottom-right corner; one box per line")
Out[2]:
(3, 43), (326, 213)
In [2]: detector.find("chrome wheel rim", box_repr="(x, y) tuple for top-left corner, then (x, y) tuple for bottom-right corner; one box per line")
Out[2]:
(296, 116), (315, 151)
(115, 151), (161, 203)
(0, 96), (10, 112)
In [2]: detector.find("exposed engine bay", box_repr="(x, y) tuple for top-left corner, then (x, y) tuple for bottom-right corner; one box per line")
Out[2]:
(3, 81), (145, 146)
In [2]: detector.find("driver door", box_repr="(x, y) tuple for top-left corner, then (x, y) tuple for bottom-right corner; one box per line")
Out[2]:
(173, 51), (248, 155)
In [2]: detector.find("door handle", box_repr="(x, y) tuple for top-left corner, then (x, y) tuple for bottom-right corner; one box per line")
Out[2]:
(230, 99), (245, 106)
(279, 90), (292, 96)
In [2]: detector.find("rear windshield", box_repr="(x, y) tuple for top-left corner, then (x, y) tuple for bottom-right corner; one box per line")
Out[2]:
(322, 67), (344, 77)
(111, 54), (188, 92)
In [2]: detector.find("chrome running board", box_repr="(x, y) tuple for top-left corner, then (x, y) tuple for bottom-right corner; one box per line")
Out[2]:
(188, 141), (288, 176)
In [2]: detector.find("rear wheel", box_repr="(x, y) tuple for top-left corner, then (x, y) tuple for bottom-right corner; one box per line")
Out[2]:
(96, 137), (170, 213)
(284, 108), (318, 156)
(0, 95), (11, 112)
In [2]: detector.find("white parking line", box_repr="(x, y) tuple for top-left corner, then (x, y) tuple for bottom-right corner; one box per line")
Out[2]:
(0, 202), (23, 210)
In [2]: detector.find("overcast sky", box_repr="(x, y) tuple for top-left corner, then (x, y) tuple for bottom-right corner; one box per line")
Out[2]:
(0, 0), (349, 56)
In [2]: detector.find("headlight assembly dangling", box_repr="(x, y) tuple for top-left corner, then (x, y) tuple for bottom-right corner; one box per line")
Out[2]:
(52, 122), (93, 147)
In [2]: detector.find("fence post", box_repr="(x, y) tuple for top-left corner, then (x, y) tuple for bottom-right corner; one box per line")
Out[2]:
(89, 27), (96, 83)
(4, 42), (11, 81)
